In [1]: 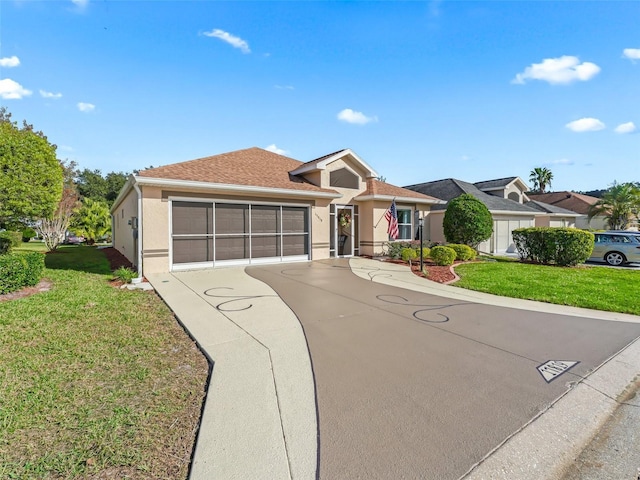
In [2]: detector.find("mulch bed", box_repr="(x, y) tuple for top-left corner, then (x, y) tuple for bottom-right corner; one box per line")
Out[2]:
(100, 247), (135, 271)
(384, 258), (459, 284)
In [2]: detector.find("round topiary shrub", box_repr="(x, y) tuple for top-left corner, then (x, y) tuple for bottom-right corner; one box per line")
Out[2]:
(401, 247), (418, 263)
(430, 246), (457, 266)
(443, 194), (493, 248)
(22, 227), (37, 242)
(447, 244), (476, 261)
(415, 247), (431, 259)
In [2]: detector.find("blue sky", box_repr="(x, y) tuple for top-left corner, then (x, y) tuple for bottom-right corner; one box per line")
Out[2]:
(1, 0), (638, 192)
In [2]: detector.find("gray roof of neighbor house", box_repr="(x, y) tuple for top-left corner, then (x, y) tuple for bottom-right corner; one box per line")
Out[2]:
(473, 177), (519, 190)
(525, 200), (581, 215)
(404, 178), (539, 213)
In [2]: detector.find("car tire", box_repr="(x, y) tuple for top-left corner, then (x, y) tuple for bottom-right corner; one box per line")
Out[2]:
(605, 251), (626, 266)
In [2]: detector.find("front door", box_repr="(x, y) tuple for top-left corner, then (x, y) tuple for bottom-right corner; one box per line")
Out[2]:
(336, 206), (354, 257)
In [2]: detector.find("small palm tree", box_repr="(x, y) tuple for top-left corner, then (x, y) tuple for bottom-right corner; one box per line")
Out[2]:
(529, 167), (554, 193)
(588, 182), (640, 230)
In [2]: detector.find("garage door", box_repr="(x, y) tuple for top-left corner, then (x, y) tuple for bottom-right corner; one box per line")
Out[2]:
(171, 201), (310, 269)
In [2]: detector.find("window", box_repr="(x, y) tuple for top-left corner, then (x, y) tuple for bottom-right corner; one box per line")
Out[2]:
(329, 168), (359, 189)
(397, 209), (412, 240)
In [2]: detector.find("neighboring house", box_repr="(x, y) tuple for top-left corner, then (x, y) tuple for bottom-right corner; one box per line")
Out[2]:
(405, 176), (579, 254)
(111, 147), (442, 276)
(526, 191), (608, 230)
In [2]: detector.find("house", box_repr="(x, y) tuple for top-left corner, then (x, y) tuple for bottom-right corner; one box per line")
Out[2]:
(110, 147), (443, 276)
(405, 177), (578, 254)
(526, 191), (608, 230)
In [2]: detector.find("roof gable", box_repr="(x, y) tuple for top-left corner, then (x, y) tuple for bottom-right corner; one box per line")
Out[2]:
(527, 191), (598, 214)
(355, 179), (443, 205)
(289, 148), (379, 179)
(474, 176), (529, 193)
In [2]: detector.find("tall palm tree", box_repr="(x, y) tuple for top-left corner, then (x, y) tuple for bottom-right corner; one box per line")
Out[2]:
(529, 167), (554, 193)
(588, 182), (640, 230)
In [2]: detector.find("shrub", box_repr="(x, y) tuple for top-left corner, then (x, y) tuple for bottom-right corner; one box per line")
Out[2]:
(430, 246), (457, 266)
(401, 247), (418, 263)
(443, 194), (493, 248)
(0, 230), (22, 248)
(22, 227), (37, 242)
(415, 247), (431, 259)
(114, 266), (137, 284)
(21, 252), (45, 286)
(512, 227), (594, 266)
(0, 237), (12, 255)
(384, 240), (420, 259)
(0, 254), (27, 294)
(447, 244), (476, 261)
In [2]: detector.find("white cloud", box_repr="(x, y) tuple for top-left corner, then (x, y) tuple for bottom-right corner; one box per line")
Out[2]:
(512, 56), (600, 85)
(203, 29), (250, 54)
(275, 85), (294, 90)
(545, 158), (575, 166)
(265, 144), (288, 155)
(77, 102), (95, 112)
(337, 108), (377, 125)
(71, 0), (89, 7)
(623, 48), (640, 61)
(0, 56), (20, 68)
(614, 121), (637, 134)
(460, 155), (471, 161)
(40, 89), (62, 99)
(565, 117), (605, 132)
(0, 78), (32, 99)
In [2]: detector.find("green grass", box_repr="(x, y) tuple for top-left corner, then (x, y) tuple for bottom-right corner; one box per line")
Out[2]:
(455, 260), (640, 315)
(0, 245), (208, 479)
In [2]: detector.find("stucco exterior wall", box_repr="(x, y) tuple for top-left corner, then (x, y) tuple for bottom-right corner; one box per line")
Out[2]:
(576, 215), (608, 230)
(311, 199), (331, 260)
(111, 188), (138, 267)
(140, 186), (170, 274)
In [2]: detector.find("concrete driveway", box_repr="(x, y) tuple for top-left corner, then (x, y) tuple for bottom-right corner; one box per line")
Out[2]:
(247, 259), (640, 480)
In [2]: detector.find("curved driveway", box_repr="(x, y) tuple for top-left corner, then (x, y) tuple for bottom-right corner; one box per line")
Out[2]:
(248, 259), (640, 480)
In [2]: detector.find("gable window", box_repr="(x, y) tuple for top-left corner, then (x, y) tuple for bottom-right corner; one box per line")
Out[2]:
(397, 209), (412, 240)
(330, 168), (359, 189)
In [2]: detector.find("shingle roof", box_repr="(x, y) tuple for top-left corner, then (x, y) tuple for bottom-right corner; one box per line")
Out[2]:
(296, 149), (348, 168)
(527, 191), (598, 215)
(404, 178), (539, 213)
(474, 177), (518, 190)
(355, 179), (442, 203)
(138, 147), (338, 194)
(525, 200), (581, 215)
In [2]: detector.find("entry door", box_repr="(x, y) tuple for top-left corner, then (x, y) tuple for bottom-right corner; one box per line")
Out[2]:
(336, 206), (354, 257)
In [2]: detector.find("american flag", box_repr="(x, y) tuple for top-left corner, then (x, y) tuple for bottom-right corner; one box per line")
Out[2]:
(385, 200), (399, 240)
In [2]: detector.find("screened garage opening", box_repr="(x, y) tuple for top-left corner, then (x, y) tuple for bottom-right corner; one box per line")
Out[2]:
(171, 201), (310, 269)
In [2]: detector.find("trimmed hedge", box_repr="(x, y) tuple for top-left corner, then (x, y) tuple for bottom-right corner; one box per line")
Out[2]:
(385, 241), (437, 259)
(430, 246), (457, 266)
(401, 247), (418, 263)
(447, 244), (476, 261)
(0, 252), (45, 294)
(0, 237), (12, 255)
(416, 247), (431, 259)
(0, 231), (22, 249)
(22, 227), (37, 242)
(512, 227), (594, 267)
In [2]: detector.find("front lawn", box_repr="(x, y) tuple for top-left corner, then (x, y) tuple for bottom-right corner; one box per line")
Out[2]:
(0, 245), (209, 479)
(454, 260), (640, 315)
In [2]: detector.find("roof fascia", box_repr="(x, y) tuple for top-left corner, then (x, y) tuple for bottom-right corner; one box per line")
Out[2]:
(290, 149), (379, 178)
(110, 174), (136, 213)
(134, 176), (343, 199)
(355, 194), (445, 205)
(489, 209), (541, 216)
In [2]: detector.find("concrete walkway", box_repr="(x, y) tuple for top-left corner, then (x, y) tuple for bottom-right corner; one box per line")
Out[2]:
(147, 268), (317, 480)
(148, 258), (640, 479)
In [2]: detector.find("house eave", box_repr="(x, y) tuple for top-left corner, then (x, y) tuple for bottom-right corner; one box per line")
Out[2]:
(355, 194), (444, 205)
(132, 176), (343, 199)
(290, 148), (379, 179)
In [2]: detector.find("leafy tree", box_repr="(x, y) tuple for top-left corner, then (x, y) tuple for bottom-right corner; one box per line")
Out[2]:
(588, 182), (640, 230)
(0, 107), (63, 226)
(77, 169), (128, 205)
(72, 198), (111, 245)
(443, 193), (493, 248)
(529, 167), (554, 193)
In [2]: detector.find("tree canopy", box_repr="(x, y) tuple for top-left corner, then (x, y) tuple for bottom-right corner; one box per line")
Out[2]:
(529, 167), (553, 193)
(76, 169), (128, 205)
(443, 193), (493, 248)
(588, 182), (640, 230)
(0, 108), (63, 226)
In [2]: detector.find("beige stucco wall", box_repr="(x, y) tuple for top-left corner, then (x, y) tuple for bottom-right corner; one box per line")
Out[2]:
(428, 211), (446, 244)
(576, 215), (608, 230)
(140, 186), (171, 274)
(111, 188), (138, 267)
(311, 199), (331, 261)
